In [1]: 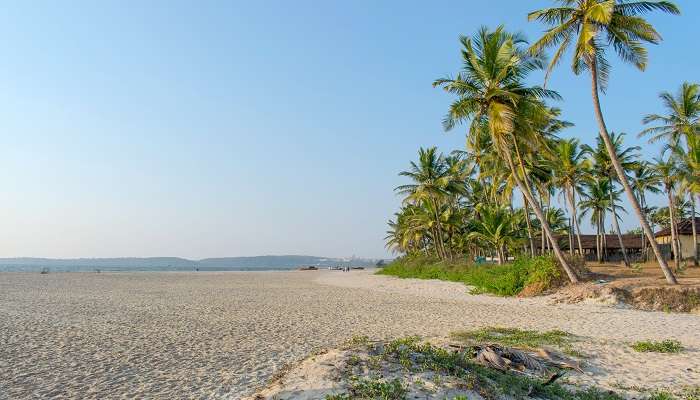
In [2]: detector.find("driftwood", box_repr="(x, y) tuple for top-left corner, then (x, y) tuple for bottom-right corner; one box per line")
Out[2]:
(535, 348), (583, 373)
(473, 344), (582, 375)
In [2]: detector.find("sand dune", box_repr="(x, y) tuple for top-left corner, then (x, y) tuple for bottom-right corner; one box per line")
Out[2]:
(1, 270), (698, 399)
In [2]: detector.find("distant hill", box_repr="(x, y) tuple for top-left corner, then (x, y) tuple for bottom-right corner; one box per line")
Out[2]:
(197, 255), (361, 268)
(0, 255), (377, 270)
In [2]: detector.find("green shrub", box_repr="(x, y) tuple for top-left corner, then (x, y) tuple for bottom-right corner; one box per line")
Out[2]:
(378, 255), (562, 296)
(631, 339), (683, 353)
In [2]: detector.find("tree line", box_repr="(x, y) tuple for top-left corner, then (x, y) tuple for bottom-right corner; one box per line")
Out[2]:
(386, 1), (698, 285)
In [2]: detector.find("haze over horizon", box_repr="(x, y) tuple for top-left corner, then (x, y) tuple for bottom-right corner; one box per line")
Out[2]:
(1, 1), (698, 259)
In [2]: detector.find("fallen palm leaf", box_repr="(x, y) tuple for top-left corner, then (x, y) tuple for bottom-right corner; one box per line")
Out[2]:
(474, 344), (581, 375)
(536, 348), (583, 372)
(475, 346), (509, 371)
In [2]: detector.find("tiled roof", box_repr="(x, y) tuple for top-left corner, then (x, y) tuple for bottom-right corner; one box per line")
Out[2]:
(655, 217), (700, 237)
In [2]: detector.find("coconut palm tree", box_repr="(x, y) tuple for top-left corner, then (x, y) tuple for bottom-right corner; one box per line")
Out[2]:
(548, 138), (588, 255)
(395, 147), (453, 259)
(641, 82), (700, 267)
(528, 0), (680, 283)
(468, 206), (521, 264)
(433, 26), (579, 283)
(631, 161), (662, 256)
(672, 135), (700, 266)
(653, 155), (682, 269)
(582, 132), (639, 267)
(640, 82), (700, 149)
(580, 177), (612, 263)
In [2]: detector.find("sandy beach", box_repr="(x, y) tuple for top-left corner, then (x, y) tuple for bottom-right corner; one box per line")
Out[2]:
(1, 269), (699, 399)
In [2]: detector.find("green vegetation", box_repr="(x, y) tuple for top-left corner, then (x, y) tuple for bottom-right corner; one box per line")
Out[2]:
(646, 387), (700, 400)
(452, 327), (574, 352)
(631, 339), (683, 353)
(378, 255), (562, 296)
(358, 337), (620, 400)
(324, 378), (407, 400)
(683, 386), (700, 400)
(385, 1), (700, 287)
(346, 335), (371, 348)
(648, 391), (676, 400)
(607, 386), (700, 400)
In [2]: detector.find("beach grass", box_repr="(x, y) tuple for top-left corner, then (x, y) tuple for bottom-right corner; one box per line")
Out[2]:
(329, 336), (621, 400)
(324, 378), (407, 400)
(631, 339), (683, 353)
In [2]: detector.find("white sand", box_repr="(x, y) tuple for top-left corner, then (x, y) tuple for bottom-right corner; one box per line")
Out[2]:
(1, 269), (698, 399)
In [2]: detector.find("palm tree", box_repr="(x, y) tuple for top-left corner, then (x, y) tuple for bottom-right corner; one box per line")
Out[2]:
(640, 82), (700, 149)
(641, 82), (700, 267)
(548, 138), (588, 255)
(395, 147), (452, 259)
(528, 0), (680, 284)
(433, 26), (579, 283)
(673, 135), (700, 266)
(468, 206), (521, 264)
(530, 155), (557, 254)
(544, 207), (570, 236)
(631, 161), (662, 257)
(582, 132), (639, 267)
(580, 177), (613, 263)
(386, 204), (437, 256)
(653, 155), (682, 269)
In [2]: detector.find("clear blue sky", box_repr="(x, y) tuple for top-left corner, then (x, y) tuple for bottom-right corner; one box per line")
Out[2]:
(0, 1), (697, 259)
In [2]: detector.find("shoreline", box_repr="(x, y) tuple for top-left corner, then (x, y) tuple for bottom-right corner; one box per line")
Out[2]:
(0, 268), (332, 274)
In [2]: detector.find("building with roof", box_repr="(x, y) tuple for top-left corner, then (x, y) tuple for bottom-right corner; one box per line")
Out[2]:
(655, 217), (699, 260)
(557, 234), (647, 262)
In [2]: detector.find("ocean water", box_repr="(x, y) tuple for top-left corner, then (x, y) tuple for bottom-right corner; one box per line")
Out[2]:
(0, 257), (372, 273)
(0, 265), (304, 273)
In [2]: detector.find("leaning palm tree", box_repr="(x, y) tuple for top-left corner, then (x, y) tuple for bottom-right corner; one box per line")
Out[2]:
(433, 26), (579, 283)
(640, 82), (700, 149)
(528, 0), (680, 283)
(653, 155), (682, 269)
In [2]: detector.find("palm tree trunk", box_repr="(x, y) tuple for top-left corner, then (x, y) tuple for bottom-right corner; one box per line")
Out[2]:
(609, 183), (631, 267)
(571, 187), (584, 255)
(565, 186), (580, 256)
(596, 215), (602, 263)
(540, 201), (546, 254)
(568, 216), (574, 256)
(668, 189), (680, 270)
(522, 193), (536, 256)
(430, 198), (448, 260)
(602, 213), (608, 262)
(691, 194), (698, 267)
(507, 147), (579, 283)
(430, 228), (441, 258)
(545, 194), (553, 252)
(588, 59), (677, 284)
(640, 192), (647, 260)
